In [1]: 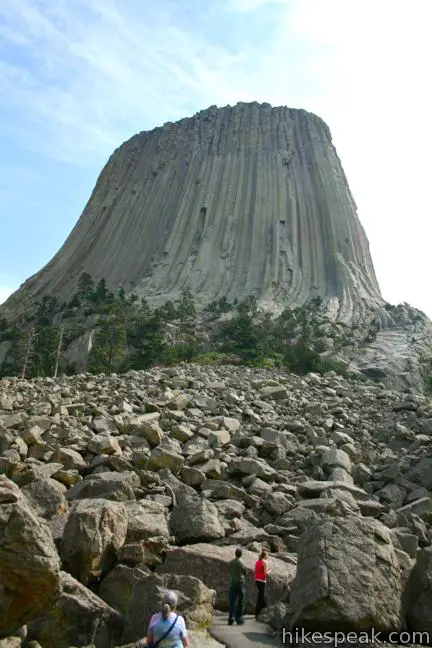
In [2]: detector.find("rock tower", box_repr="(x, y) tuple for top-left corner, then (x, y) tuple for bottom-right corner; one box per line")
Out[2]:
(3, 102), (383, 320)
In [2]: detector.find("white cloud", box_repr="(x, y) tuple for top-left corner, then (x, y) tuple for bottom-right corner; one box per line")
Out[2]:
(0, 0), (253, 167)
(224, 0), (288, 10)
(278, 0), (432, 314)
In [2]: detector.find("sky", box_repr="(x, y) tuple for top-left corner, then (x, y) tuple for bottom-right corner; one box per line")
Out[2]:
(0, 0), (431, 316)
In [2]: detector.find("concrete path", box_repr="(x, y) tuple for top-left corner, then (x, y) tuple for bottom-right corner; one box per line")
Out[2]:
(210, 613), (280, 648)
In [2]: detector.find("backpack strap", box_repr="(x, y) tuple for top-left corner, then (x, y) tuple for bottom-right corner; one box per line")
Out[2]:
(154, 613), (179, 646)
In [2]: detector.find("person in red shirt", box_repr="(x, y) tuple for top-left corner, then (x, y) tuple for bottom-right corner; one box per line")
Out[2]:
(254, 549), (270, 620)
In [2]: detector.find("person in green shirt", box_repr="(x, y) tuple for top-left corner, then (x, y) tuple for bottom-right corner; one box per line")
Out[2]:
(227, 548), (246, 625)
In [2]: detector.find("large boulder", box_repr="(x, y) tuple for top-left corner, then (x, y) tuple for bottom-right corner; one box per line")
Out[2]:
(65, 471), (139, 502)
(157, 543), (294, 613)
(147, 440), (185, 472)
(405, 546), (432, 632)
(99, 564), (150, 616)
(158, 468), (199, 505)
(169, 499), (225, 543)
(0, 476), (61, 634)
(21, 477), (68, 519)
(288, 516), (403, 632)
(60, 498), (128, 585)
(124, 500), (169, 542)
(121, 572), (216, 644)
(27, 571), (123, 648)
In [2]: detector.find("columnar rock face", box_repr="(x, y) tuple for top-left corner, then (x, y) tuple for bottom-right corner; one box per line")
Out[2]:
(3, 102), (383, 318)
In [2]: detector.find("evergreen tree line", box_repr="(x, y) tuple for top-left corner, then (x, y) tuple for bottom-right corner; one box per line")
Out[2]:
(0, 272), (347, 379)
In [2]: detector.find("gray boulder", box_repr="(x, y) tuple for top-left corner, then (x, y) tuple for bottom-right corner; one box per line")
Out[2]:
(288, 515), (403, 632)
(60, 498), (127, 584)
(158, 543), (294, 613)
(99, 564), (150, 616)
(27, 571), (123, 648)
(65, 471), (139, 502)
(121, 572), (216, 643)
(21, 477), (68, 519)
(124, 500), (169, 542)
(405, 546), (432, 632)
(0, 476), (61, 634)
(169, 499), (225, 543)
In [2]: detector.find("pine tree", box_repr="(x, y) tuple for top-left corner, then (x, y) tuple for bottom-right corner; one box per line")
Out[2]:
(76, 272), (95, 301)
(88, 298), (127, 373)
(0, 325), (30, 377)
(53, 327), (64, 378)
(33, 325), (60, 377)
(215, 296), (262, 362)
(91, 278), (109, 303)
(127, 311), (166, 369)
(176, 288), (196, 325)
(36, 296), (59, 325)
(158, 300), (177, 321)
(127, 293), (139, 305)
(173, 288), (198, 358)
(21, 327), (36, 379)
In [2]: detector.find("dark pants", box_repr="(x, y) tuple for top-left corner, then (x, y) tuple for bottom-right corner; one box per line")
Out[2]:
(228, 582), (245, 622)
(255, 580), (267, 617)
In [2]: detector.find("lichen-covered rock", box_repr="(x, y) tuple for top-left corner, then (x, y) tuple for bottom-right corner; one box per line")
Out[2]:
(0, 476), (61, 635)
(21, 477), (68, 519)
(60, 498), (128, 584)
(124, 500), (169, 542)
(26, 571), (123, 648)
(288, 515), (403, 632)
(65, 471), (139, 502)
(99, 564), (150, 616)
(169, 499), (225, 543)
(405, 546), (432, 632)
(147, 441), (185, 473)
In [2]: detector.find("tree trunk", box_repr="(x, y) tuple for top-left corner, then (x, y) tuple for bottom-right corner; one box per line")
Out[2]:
(53, 327), (64, 378)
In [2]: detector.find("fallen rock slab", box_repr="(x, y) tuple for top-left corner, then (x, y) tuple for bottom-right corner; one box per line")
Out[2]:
(26, 571), (123, 648)
(124, 500), (169, 542)
(60, 498), (127, 585)
(405, 545), (432, 632)
(0, 476), (61, 634)
(169, 499), (225, 543)
(288, 515), (403, 633)
(157, 543), (294, 613)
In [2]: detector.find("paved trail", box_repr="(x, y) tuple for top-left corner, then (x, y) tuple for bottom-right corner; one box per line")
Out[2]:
(210, 613), (281, 648)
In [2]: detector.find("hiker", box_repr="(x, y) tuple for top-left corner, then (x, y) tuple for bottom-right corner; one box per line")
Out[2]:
(228, 547), (247, 625)
(146, 590), (189, 647)
(254, 549), (270, 620)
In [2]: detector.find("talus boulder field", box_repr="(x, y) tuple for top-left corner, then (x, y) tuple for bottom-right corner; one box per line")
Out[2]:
(0, 365), (432, 646)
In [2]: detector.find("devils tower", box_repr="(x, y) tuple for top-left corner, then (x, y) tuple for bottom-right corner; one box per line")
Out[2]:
(3, 101), (383, 320)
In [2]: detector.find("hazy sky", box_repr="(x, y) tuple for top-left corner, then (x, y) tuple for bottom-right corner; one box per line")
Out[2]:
(0, 0), (431, 316)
